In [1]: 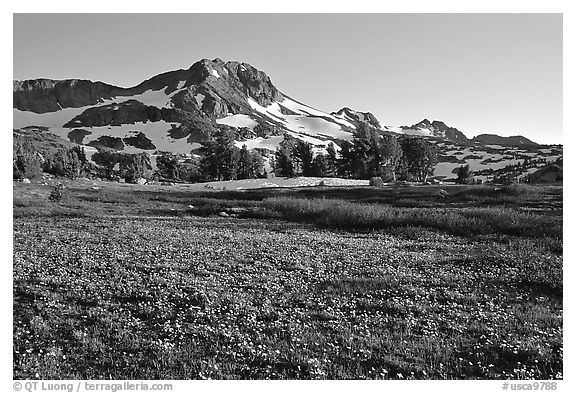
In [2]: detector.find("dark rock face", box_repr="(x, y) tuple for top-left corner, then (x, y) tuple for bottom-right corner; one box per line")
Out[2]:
(471, 134), (539, 147)
(63, 100), (174, 128)
(14, 58), (283, 119)
(13, 79), (122, 113)
(87, 136), (125, 150)
(332, 107), (381, 129)
(429, 121), (468, 143)
(253, 122), (285, 138)
(123, 132), (156, 150)
(224, 61), (283, 107)
(67, 129), (92, 144)
(14, 59), (289, 155)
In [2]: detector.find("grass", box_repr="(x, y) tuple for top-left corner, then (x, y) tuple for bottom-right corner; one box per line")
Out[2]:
(261, 197), (561, 241)
(13, 180), (563, 379)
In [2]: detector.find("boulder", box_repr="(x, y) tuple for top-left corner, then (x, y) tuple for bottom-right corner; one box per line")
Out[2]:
(369, 177), (384, 187)
(21, 178), (31, 184)
(434, 189), (449, 198)
(135, 178), (147, 185)
(218, 211), (229, 217)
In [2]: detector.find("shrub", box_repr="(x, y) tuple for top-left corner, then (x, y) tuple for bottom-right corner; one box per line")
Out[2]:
(48, 184), (65, 203)
(119, 153), (150, 183)
(456, 164), (473, 184)
(262, 197), (561, 239)
(13, 139), (43, 180)
(92, 150), (120, 179)
(46, 146), (88, 179)
(369, 177), (384, 187)
(503, 183), (540, 197)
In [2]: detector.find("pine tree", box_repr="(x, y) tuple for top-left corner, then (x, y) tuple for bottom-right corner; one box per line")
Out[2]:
(311, 154), (329, 177)
(379, 134), (403, 181)
(456, 164), (474, 184)
(199, 130), (240, 181)
(156, 152), (181, 180)
(294, 140), (315, 177)
(325, 142), (337, 177)
(48, 146), (88, 179)
(250, 150), (266, 178)
(120, 153), (150, 183)
(237, 145), (254, 180)
(399, 137), (438, 182)
(275, 136), (298, 177)
(337, 141), (355, 178)
(350, 124), (373, 178)
(92, 149), (120, 179)
(13, 139), (43, 180)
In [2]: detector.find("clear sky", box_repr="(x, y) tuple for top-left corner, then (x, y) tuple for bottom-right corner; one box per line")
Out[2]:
(13, 13), (562, 144)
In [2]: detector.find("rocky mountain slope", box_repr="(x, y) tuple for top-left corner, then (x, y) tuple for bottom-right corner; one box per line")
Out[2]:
(14, 57), (561, 182)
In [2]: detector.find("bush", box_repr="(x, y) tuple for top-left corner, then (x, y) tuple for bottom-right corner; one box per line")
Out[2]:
(119, 153), (150, 183)
(456, 164), (473, 184)
(48, 184), (65, 203)
(13, 139), (43, 180)
(503, 183), (540, 197)
(46, 146), (88, 179)
(92, 150), (120, 179)
(369, 177), (384, 187)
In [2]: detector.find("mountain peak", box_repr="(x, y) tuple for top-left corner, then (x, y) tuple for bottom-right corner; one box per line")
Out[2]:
(401, 119), (468, 143)
(332, 107), (381, 129)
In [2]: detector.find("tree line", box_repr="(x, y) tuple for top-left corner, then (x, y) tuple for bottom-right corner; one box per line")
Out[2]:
(14, 125), (439, 183)
(274, 124), (439, 182)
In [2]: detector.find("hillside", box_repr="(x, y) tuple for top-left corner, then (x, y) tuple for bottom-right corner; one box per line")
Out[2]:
(13, 58), (562, 182)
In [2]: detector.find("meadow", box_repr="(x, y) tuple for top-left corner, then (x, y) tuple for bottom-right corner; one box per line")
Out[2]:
(13, 179), (563, 379)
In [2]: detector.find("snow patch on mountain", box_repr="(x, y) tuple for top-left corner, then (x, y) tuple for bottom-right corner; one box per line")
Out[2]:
(216, 114), (258, 130)
(14, 107), (90, 129)
(234, 136), (285, 151)
(109, 86), (182, 109)
(194, 93), (205, 107)
(382, 126), (405, 134)
(211, 70), (220, 78)
(247, 98), (352, 143)
(289, 117), (353, 141)
(402, 127), (433, 137)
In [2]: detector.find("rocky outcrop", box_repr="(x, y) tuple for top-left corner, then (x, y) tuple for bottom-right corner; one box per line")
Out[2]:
(123, 132), (156, 150)
(63, 100), (180, 128)
(87, 136), (125, 150)
(402, 119), (468, 143)
(224, 61), (283, 107)
(13, 79), (123, 113)
(332, 107), (381, 129)
(67, 129), (92, 144)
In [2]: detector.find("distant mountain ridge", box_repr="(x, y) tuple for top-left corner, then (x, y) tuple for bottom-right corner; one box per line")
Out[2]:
(14, 57), (544, 156)
(470, 134), (539, 147)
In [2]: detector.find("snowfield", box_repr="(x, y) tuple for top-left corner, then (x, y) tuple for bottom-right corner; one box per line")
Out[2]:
(234, 136), (285, 151)
(246, 97), (352, 148)
(216, 114), (259, 130)
(179, 176), (370, 191)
